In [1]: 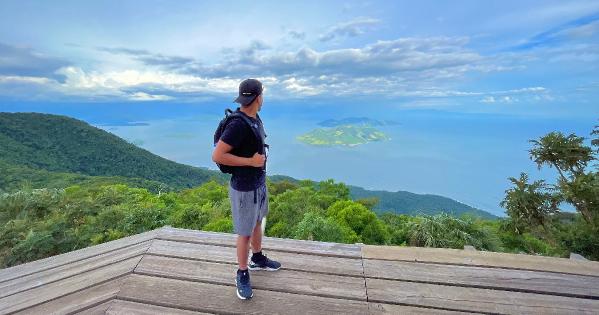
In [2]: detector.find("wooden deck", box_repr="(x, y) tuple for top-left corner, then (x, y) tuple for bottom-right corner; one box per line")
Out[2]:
(1, 225), (598, 314)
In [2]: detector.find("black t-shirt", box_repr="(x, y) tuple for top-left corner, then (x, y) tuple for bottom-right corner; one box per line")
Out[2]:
(219, 110), (266, 191)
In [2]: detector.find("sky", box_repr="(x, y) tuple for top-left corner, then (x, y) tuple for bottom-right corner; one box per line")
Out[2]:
(0, 0), (598, 118)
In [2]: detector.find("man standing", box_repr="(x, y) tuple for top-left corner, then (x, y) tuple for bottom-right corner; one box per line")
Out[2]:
(211, 78), (281, 300)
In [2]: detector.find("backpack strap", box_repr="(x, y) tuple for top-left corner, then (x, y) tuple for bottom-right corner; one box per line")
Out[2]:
(228, 109), (267, 154)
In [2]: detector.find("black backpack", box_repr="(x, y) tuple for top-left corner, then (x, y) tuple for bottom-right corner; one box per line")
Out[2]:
(213, 107), (269, 174)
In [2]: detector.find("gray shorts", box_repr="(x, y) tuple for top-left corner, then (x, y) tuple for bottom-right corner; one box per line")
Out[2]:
(229, 182), (269, 236)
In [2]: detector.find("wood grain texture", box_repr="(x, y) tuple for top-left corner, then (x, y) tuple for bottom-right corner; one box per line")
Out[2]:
(362, 245), (599, 277)
(366, 278), (599, 315)
(72, 299), (114, 315)
(148, 239), (364, 276)
(117, 273), (369, 315)
(364, 258), (599, 299)
(158, 227), (361, 258)
(0, 228), (159, 283)
(106, 299), (214, 315)
(368, 303), (475, 315)
(134, 254), (367, 301)
(1, 240), (150, 299)
(12, 277), (127, 315)
(0, 256), (141, 314)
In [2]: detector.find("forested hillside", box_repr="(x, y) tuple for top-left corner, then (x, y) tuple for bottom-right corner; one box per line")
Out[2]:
(0, 112), (227, 190)
(349, 186), (497, 219)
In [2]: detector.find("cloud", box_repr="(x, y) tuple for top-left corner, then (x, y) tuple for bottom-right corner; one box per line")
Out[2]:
(319, 17), (380, 42)
(481, 96), (496, 103)
(0, 35), (518, 101)
(96, 46), (195, 69)
(0, 42), (69, 81)
(513, 12), (599, 50)
(477, 87), (553, 104)
(128, 92), (173, 101)
(189, 36), (484, 81)
(486, 96), (515, 103)
(287, 30), (306, 40)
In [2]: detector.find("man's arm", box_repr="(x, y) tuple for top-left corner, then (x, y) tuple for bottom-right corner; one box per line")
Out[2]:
(212, 139), (265, 167)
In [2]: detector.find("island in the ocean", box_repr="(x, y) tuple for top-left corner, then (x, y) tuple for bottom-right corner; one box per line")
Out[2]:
(297, 124), (390, 147)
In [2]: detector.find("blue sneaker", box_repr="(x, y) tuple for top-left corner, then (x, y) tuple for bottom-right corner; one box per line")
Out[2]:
(249, 251), (281, 271)
(235, 269), (253, 299)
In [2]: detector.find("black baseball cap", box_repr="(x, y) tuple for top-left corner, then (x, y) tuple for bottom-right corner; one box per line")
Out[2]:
(234, 78), (263, 106)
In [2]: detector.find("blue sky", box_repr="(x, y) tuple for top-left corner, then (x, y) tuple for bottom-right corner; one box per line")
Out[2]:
(0, 0), (598, 117)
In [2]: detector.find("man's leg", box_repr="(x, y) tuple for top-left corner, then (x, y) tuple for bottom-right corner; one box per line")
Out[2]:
(250, 219), (262, 254)
(239, 220), (261, 268)
(236, 235), (251, 270)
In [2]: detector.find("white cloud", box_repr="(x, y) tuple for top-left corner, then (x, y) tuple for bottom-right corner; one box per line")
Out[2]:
(55, 66), (239, 94)
(281, 77), (322, 96)
(0, 75), (53, 84)
(319, 17), (381, 42)
(128, 92), (173, 101)
(481, 96), (495, 103)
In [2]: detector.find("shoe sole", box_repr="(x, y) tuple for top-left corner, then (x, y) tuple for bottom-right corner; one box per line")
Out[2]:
(248, 265), (281, 271)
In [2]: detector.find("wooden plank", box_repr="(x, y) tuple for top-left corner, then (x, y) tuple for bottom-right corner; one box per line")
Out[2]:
(158, 227), (361, 258)
(366, 278), (599, 314)
(364, 258), (599, 299)
(12, 276), (126, 315)
(72, 299), (114, 315)
(369, 303), (474, 315)
(0, 227), (159, 283)
(135, 255), (367, 301)
(0, 256), (141, 314)
(148, 239), (364, 276)
(117, 273), (369, 315)
(362, 245), (599, 277)
(1, 240), (151, 299)
(106, 299), (214, 314)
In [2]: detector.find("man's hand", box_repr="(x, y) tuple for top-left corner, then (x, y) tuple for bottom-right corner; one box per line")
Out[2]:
(250, 152), (265, 168)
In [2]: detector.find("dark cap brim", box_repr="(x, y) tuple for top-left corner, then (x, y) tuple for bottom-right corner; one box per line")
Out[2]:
(234, 94), (257, 106)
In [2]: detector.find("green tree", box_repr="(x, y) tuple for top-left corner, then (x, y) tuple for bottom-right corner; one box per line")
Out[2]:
(529, 132), (597, 223)
(500, 173), (559, 233)
(293, 211), (357, 243)
(408, 213), (499, 251)
(326, 200), (389, 244)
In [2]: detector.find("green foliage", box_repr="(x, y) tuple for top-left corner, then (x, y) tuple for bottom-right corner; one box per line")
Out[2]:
(529, 132), (594, 177)
(501, 125), (599, 259)
(266, 187), (323, 238)
(527, 130), (597, 223)
(326, 200), (389, 244)
(354, 197), (379, 210)
(592, 124), (599, 151)
(0, 188), (66, 223)
(293, 211), (357, 243)
(0, 112), (227, 192)
(554, 215), (599, 260)
(2, 172), (598, 268)
(267, 179), (299, 195)
(203, 218), (234, 233)
(380, 213), (411, 245)
(407, 213), (500, 251)
(500, 173), (559, 233)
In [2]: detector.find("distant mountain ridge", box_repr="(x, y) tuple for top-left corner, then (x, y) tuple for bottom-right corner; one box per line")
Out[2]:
(0, 112), (497, 219)
(349, 185), (497, 219)
(318, 117), (400, 127)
